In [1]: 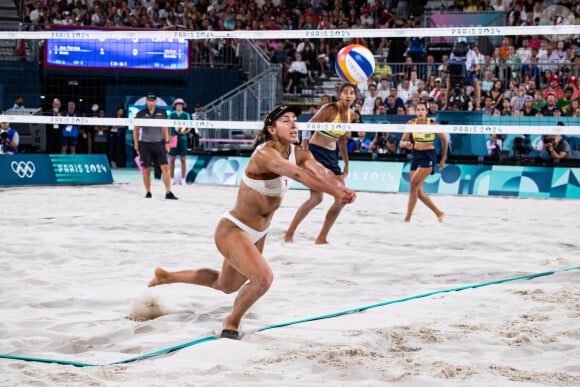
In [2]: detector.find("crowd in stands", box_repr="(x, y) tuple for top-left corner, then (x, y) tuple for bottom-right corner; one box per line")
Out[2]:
(11, 0), (580, 161)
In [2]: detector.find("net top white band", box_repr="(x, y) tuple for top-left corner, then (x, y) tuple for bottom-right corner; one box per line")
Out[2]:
(2, 114), (579, 135)
(0, 25), (578, 40)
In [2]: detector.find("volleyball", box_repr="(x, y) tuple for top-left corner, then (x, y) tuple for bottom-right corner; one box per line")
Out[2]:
(335, 44), (376, 85)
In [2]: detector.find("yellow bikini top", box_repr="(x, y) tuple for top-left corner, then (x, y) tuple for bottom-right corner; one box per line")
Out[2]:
(411, 118), (435, 143)
(332, 105), (351, 123)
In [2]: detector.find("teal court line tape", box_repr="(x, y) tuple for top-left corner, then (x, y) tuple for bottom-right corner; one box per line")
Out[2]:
(1, 265), (578, 367)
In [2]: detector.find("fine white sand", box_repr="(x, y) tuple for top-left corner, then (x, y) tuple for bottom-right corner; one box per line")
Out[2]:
(1, 170), (579, 386)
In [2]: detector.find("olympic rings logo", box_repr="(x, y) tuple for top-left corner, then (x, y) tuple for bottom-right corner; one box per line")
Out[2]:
(10, 161), (36, 178)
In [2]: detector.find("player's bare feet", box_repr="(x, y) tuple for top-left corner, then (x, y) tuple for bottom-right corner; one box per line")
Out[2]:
(437, 212), (445, 223)
(148, 267), (169, 287)
(314, 238), (328, 245)
(282, 232), (294, 243)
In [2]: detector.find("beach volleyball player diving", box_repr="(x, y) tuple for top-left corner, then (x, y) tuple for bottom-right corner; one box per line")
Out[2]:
(148, 105), (356, 339)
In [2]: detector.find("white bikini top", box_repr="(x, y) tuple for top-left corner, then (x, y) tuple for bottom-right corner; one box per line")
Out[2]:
(242, 144), (296, 197)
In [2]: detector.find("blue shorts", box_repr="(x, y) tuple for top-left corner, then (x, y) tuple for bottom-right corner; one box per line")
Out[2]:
(467, 73), (479, 84)
(61, 136), (77, 148)
(169, 136), (188, 156)
(309, 143), (342, 175)
(410, 149), (437, 174)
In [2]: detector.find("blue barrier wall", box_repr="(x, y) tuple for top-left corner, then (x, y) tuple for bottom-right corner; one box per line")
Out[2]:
(179, 155), (580, 199)
(0, 154), (113, 186)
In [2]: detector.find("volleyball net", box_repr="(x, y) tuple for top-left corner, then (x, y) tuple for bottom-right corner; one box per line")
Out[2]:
(1, 24), (580, 156)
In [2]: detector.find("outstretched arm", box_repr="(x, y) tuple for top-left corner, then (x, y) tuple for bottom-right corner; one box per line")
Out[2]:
(254, 146), (356, 204)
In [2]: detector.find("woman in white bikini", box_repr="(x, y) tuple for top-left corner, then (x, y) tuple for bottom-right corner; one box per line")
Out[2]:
(148, 105), (356, 339)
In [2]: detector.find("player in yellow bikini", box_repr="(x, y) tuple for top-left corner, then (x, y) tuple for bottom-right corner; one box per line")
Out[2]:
(283, 83), (356, 244)
(399, 101), (448, 223)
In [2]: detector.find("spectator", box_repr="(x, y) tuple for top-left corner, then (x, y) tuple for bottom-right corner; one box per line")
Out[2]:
(566, 76), (580, 99)
(406, 92), (421, 115)
(537, 42), (560, 73)
(543, 75), (564, 99)
(520, 56), (542, 89)
(481, 71), (494, 93)
(352, 131), (372, 153)
(422, 54), (439, 82)
(376, 76), (391, 100)
(541, 94), (559, 116)
(168, 98), (191, 185)
(505, 45), (522, 82)
(532, 90), (546, 111)
(500, 97), (512, 116)
(93, 108), (109, 156)
(61, 101), (79, 154)
(300, 43), (318, 76)
(285, 51), (311, 94)
(384, 95), (399, 115)
(108, 106), (127, 168)
(315, 38), (330, 78)
(397, 77), (412, 104)
(45, 98), (63, 154)
(504, 79), (519, 100)
(0, 121), (19, 154)
(482, 95), (499, 115)
(437, 54), (449, 79)
(133, 92), (177, 200)
(372, 96), (385, 115)
(361, 84), (378, 114)
(427, 97), (439, 115)
(526, 78), (538, 98)
(11, 96), (24, 111)
(510, 84), (534, 110)
(374, 57), (393, 83)
(516, 37), (532, 65)
(486, 133), (503, 158)
(558, 86), (576, 114)
(428, 77), (445, 103)
(521, 98), (539, 116)
(567, 99), (580, 117)
(406, 37), (426, 64)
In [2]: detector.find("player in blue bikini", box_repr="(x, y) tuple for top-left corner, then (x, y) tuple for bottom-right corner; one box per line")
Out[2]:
(148, 105), (356, 339)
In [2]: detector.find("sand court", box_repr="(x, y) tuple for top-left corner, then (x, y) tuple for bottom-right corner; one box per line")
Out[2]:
(0, 172), (578, 385)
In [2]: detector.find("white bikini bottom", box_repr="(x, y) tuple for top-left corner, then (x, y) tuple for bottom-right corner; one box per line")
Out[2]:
(222, 212), (269, 244)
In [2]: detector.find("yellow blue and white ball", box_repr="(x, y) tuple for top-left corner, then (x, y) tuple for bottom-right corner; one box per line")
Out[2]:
(335, 44), (376, 85)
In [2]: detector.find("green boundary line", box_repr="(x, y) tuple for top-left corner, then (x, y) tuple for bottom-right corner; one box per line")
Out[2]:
(1, 266), (577, 367)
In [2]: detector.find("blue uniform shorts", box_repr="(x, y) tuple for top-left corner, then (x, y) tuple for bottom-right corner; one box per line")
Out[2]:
(410, 149), (437, 174)
(309, 143), (342, 175)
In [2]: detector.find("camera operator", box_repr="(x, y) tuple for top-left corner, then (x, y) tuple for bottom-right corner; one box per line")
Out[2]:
(538, 134), (570, 161)
(0, 121), (19, 154)
(444, 38), (481, 111)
